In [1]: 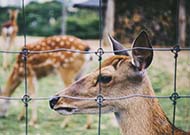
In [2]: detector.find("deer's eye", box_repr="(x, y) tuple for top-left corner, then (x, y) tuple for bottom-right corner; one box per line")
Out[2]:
(97, 75), (112, 84)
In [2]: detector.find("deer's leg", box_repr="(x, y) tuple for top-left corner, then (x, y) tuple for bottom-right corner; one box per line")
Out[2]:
(18, 75), (38, 126)
(28, 75), (38, 126)
(2, 36), (11, 69)
(9, 35), (16, 50)
(3, 53), (8, 69)
(85, 115), (92, 129)
(2, 35), (8, 68)
(17, 107), (25, 121)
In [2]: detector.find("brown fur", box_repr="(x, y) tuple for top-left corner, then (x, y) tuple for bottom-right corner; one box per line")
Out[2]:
(0, 35), (91, 126)
(52, 54), (190, 135)
(51, 31), (190, 134)
(55, 56), (190, 135)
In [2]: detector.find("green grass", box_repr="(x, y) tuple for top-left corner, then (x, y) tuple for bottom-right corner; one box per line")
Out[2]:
(0, 46), (190, 134)
(148, 51), (190, 131)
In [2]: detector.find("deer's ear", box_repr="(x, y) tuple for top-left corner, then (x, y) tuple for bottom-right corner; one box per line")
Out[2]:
(108, 35), (129, 56)
(132, 31), (153, 70)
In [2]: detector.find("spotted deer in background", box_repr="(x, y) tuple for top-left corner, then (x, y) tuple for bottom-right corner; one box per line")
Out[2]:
(50, 31), (190, 135)
(0, 35), (92, 127)
(1, 9), (19, 68)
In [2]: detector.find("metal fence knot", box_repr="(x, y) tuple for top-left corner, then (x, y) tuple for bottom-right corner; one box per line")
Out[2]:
(96, 94), (104, 106)
(95, 48), (104, 61)
(170, 92), (180, 105)
(22, 95), (32, 107)
(171, 45), (180, 58)
(22, 48), (30, 62)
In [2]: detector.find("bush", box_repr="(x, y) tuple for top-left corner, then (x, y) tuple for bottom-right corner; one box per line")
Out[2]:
(18, 1), (62, 36)
(66, 9), (99, 39)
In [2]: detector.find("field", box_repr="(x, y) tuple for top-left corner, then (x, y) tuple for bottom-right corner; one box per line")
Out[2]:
(0, 36), (190, 135)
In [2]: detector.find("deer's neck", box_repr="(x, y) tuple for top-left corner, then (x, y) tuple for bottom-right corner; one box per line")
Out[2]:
(115, 99), (171, 135)
(115, 81), (187, 135)
(10, 16), (17, 23)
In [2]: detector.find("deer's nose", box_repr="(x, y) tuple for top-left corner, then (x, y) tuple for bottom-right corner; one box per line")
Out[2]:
(49, 96), (60, 109)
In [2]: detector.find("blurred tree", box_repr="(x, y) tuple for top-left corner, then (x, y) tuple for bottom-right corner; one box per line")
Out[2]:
(61, 0), (67, 35)
(113, 0), (190, 46)
(103, 0), (115, 46)
(178, 0), (186, 47)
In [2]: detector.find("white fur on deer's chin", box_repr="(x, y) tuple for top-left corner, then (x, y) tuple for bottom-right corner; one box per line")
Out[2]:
(56, 109), (78, 115)
(79, 106), (116, 114)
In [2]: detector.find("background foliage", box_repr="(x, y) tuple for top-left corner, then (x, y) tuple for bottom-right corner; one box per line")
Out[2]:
(0, 1), (99, 39)
(0, 0), (190, 44)
(114, 0), (190, 45)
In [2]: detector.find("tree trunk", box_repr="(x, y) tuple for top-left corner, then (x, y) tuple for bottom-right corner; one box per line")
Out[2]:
(103, 0), (115, 46)
(178, 0), (186, 47)
(61, 0), (67, 35)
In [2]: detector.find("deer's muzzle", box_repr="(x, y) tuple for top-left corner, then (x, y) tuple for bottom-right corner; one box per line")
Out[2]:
(49, 96), (60, 109)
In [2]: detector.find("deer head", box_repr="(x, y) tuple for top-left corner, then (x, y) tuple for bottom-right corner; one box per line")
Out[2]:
(8, 9), (19, 21)
(50, 31), (153, 115)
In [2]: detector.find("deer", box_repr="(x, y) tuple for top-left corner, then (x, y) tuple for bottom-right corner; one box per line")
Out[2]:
(49, 31), (190, 135)
(0, 35), (92, 127)
(1, 9), (19, 68)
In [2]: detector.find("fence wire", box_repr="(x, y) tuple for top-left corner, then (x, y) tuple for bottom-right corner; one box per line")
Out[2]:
(1, 94), (190, 101)
(0, 46), (190, 54)
(97, 0), (103, 134)
(0, 0), (190, 135)
(0, 36), (190, 135)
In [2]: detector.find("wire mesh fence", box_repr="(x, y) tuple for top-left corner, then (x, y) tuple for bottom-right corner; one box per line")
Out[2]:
(0, 0), (190, 135)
